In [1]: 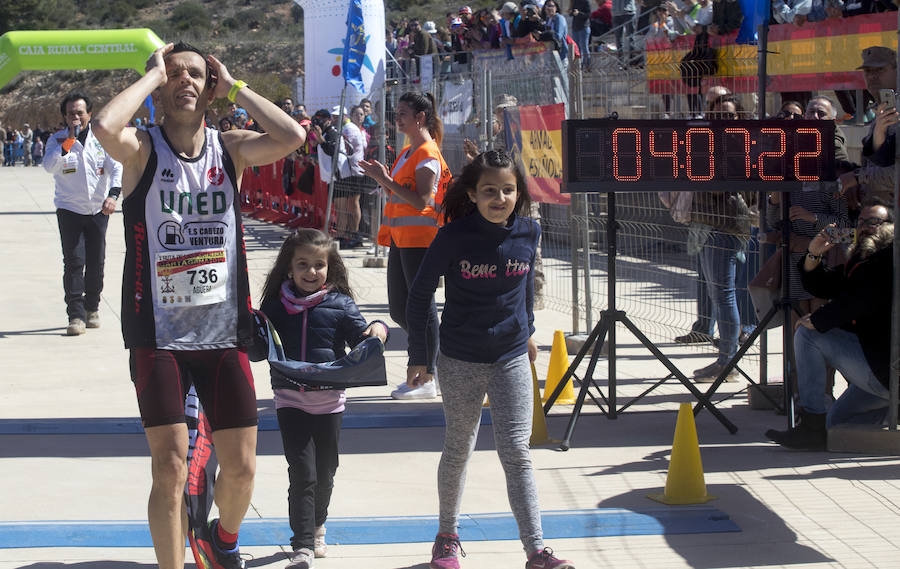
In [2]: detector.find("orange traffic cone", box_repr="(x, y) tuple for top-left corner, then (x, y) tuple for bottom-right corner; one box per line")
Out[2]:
(542, 330), (575, 404)
(648, 402), (717, 505)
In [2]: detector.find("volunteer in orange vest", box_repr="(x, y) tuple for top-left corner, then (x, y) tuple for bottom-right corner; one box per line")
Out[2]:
(360, 92), (451, 400)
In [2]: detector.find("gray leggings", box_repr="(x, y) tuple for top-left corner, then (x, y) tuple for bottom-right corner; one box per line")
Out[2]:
(436, 351), (543, 554)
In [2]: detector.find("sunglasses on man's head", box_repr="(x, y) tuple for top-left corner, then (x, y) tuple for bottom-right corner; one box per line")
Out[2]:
(859, 217), (887, 227)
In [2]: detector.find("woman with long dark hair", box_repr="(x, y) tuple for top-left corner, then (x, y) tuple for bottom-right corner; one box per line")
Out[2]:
(360, 92), (452, 399)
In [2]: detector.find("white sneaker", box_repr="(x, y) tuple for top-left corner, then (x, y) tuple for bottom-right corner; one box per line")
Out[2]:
(313, 525), (327, 558)
(287, 547), (314, 568)
(391, 380), (438, 400)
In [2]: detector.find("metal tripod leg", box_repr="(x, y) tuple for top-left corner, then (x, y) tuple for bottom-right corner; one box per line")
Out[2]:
(618, 315), (738, 433)
(557, 315), (612, 450)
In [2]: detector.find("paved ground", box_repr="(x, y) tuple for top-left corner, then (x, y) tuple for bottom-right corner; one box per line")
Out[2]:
(1, 166), (899, 569)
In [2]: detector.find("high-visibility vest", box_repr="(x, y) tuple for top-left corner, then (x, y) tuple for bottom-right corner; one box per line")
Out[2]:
(377, 141), (452, 248)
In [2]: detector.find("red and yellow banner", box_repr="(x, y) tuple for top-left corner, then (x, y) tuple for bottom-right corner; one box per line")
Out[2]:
(503, 103), (569, 205)
(647, 12), (896, 93)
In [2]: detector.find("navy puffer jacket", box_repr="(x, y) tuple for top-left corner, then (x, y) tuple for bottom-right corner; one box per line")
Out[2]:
(260, 291), (384, 391)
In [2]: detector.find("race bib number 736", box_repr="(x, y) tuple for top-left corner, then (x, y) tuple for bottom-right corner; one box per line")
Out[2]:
(155, 248), (228, 307)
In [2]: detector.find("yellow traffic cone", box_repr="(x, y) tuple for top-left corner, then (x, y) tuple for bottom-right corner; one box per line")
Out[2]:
(648, 402), (717, 505)
(530, 363), (558, 446)
(542, 330), (576, 404)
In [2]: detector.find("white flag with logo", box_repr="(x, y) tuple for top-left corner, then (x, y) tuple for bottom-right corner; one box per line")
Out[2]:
(439, 79), (473, 132)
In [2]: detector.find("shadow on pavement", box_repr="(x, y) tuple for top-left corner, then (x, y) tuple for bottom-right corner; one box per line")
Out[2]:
(0, 327), (68, 338)
(596, 485), (833, 568)
(585, 438), (900, 476)
(15, 563), (154, 569)
(13, 551), (288, 569)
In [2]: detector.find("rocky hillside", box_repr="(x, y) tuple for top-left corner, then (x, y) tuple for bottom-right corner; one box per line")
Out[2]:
(0, 0), (496, 130)
(0, 0), (304, 130)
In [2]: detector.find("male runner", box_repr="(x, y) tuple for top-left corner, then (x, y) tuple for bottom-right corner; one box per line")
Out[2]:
(93, 42), (305, 569)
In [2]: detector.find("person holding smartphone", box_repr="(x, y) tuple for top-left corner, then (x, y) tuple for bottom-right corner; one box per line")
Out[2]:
(860, 46), (899, 176)
(767, 199), (894, 450)
(765, 96), (851, 329)
(838, 46), (898, 220)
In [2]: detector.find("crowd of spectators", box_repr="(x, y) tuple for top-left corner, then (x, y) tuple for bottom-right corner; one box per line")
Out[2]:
(212, 96), (386, 248)
(383, 0), (897, 74)
(387, 2), (588, 72)
(1, 121), (49, 167)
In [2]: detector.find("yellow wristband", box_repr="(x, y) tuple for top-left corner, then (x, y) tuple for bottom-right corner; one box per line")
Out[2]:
(227, 80), (247, 103)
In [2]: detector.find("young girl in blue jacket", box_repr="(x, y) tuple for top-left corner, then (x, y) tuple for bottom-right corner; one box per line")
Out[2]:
(406, 151), (575, 569)
(259, 228), (388, 569)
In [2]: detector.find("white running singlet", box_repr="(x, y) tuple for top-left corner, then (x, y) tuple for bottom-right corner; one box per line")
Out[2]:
(121, 126), (253, 350)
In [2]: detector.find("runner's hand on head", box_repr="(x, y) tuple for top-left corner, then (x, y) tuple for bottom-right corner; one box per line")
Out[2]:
(206, 55), (234, 100)
(145, 43), (174, 85)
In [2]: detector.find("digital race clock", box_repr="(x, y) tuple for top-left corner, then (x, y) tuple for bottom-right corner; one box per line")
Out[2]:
(562, 119), (837, 192)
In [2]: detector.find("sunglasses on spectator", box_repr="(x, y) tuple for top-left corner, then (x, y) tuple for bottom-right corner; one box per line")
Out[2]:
(858, 217), (888, 227)
(707, 111), (736, 119)
(775, 111), (802, 119)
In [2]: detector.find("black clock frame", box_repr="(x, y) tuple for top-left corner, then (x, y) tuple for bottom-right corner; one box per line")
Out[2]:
(562, 118), (837, 193)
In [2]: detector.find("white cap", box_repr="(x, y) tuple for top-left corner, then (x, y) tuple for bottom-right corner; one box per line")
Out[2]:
(330, 105), (347, 116)
(423, 21), (438, 34)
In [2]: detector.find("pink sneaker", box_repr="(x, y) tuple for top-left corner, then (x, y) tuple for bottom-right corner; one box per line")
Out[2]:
(525, 547), (575, 569)
(430, 533), (465, 569)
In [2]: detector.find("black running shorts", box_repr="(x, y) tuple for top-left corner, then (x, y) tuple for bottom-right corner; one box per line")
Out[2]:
(130, 348), (258, 430)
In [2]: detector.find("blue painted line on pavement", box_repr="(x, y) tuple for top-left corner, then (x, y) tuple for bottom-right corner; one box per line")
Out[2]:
(0, 508), (739, 548)
(0, 408), (491, 435)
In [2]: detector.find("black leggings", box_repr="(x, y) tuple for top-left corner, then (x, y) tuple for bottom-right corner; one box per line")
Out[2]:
(387, 242), (439, 373)
(277, 407), (342, 550)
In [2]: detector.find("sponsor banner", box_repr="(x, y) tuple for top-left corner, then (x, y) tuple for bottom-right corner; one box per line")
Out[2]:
(0, 28), (164, 89)
(646, 12), (895, 93)
(504, 103), (569, 205)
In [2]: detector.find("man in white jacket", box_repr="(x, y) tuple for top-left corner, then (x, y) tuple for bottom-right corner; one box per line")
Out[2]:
(44, 92), (123, 336)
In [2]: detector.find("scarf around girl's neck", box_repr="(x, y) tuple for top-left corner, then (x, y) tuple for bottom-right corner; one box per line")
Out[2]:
(280, 280), (330, 314)
(280, 281), (331, 362)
